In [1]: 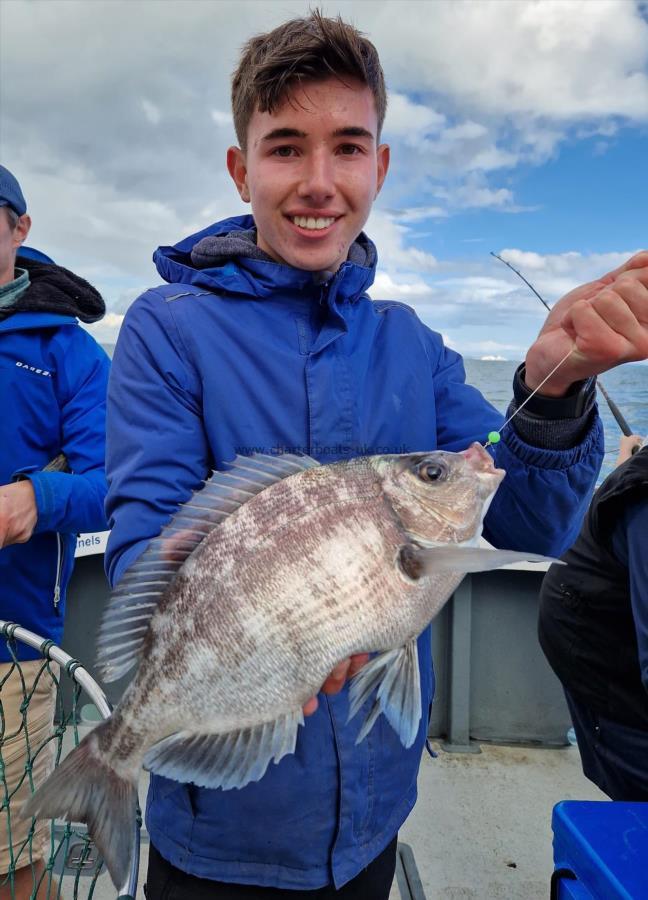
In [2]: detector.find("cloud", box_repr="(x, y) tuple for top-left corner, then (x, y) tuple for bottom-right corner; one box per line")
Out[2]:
(414, 121), (520, 173)
(5, 0), (644, 233)
(497, 248), (642, 302)
(141, 98), (162, 126)
(369, 0), (648, 204)
(211, 109), (234, 128)
(365, 243), (642, 360)
(82, 313), (125, 347)
(388, 206), (448, 222)
(1, 0), (645, 351)
(370, 272), (434, 302)
(372, 0), (648, 123)
(382, 92), (446, 144)
(366, 209), (438, 273)
(435, 180), (516, 211)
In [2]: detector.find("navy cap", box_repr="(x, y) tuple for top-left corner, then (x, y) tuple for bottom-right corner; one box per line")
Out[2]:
(0, 165), (27, 216)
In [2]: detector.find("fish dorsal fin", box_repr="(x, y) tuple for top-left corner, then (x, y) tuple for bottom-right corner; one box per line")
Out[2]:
(97, 453), (319, 682)
(347, 640), (422, 749)
(142, 709), (305, 791)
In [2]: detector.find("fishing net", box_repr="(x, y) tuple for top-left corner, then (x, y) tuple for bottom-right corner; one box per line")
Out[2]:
(0, 621), (140, 900)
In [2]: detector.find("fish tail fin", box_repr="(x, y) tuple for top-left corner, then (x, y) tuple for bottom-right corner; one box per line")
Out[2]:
(21, 726), (137, 890)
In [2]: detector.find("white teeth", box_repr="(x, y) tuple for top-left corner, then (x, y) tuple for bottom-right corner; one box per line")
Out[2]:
(291, 216), (335, 230)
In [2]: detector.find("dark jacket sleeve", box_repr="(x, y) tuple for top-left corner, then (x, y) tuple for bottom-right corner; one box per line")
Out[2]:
(611, 500), (648, 696)
(104, 290), (210, 587)
(428, 337), (604, 557)
(25, 327), (110, 535)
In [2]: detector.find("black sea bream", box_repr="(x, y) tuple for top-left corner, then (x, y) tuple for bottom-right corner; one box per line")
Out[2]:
(24, 444), (553, 887)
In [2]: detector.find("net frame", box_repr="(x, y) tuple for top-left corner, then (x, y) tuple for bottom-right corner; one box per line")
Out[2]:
(0, 620), (140, 899)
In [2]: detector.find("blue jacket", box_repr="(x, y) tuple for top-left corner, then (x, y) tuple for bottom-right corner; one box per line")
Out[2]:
(105, 216), (603, 889)
(0, 263), (110, 661)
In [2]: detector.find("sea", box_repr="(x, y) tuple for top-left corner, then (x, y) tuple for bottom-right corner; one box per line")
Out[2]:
(101, 343), (647, 485)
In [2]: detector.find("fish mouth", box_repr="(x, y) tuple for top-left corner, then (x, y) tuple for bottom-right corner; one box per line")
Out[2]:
(461, 442), (505, 478)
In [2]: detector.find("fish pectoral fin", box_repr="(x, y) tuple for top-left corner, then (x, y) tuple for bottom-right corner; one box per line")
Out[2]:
(417, 546), (561, 574)
(142, 709), (305, 791)
(348, 641), (421, 749)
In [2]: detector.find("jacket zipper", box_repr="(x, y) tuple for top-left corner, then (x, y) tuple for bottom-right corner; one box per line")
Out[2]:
(54, 534), (63, 611)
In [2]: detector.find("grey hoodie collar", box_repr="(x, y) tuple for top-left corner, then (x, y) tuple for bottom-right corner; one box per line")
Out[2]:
(0, 268), (30, 311)
(190, 227), (370, 281)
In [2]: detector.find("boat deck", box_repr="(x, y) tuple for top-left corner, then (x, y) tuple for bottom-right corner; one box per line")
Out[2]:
(392, 741), (604, 899)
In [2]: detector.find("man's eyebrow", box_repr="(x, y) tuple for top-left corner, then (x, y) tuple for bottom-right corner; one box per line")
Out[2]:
(261, 128), (307, 142)
(332, 127), (375, 140)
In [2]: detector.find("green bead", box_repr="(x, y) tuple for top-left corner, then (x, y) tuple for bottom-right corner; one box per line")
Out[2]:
(487, 431), (501, 444)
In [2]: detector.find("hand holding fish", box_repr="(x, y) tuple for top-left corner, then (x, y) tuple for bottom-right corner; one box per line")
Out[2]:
(0, 480), (38, 549)
(524, 251), (648, 397)
(303, 654), (371, 716)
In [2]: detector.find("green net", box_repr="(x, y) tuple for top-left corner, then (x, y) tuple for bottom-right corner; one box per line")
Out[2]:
(0, 625), (139, 900)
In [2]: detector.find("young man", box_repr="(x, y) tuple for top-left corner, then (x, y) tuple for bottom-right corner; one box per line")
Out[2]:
(104, 13), (648, 899)
(0, 165), (110, 898)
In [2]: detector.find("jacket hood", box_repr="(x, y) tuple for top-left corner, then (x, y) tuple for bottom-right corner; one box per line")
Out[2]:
(8, 256), (105, 323)
(153, 215), (377, 301)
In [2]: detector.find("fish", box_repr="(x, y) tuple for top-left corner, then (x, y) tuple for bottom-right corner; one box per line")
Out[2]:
(22, 443), (554, 888)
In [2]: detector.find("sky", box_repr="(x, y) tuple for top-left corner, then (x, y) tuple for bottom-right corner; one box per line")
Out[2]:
(1, 0), (647, 358)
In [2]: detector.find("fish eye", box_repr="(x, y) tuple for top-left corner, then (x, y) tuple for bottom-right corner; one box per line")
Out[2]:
(417, 460), (448, 483)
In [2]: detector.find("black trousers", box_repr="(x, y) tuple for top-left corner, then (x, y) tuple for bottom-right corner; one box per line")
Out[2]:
(144, 837), (398, 900)
(565, 690), (648, 801)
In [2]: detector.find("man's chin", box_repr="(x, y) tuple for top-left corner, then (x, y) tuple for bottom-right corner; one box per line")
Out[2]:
(282, 250), (344, 274)
(258, 233), (348, 273)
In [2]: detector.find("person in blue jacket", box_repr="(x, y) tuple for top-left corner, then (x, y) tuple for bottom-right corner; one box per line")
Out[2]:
(0, 164), (110, 899)
(104, 12), (648, 900)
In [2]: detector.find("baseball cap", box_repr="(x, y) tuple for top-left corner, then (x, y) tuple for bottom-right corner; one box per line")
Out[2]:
(0, 165), (27, 216)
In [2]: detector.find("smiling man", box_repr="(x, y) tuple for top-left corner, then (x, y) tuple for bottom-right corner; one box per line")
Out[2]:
(226, 78), (389, 275)
(104, 11), (648, 900)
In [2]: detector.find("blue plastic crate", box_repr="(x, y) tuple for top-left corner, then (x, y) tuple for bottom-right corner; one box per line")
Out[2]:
(552, 801), (648, 899)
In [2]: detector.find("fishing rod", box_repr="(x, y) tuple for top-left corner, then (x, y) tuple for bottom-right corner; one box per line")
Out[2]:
(490, 251), (637, 443)
(594, 382), (632, 437)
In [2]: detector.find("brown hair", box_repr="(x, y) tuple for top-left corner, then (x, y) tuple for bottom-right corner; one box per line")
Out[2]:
(232, 10), (387, 150)
(3, 207), (20, 230)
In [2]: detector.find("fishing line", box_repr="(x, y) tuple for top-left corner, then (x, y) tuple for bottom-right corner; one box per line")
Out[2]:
(483, 348), (574, 449)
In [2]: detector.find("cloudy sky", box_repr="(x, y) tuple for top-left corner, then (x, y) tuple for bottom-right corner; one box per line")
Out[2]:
(1, 0), (647, 357)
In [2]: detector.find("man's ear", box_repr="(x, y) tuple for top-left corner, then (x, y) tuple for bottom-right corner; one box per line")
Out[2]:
(227, 147), (250, 203)
(375, 143), (390, 198)
(13, 214), (31, 250)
